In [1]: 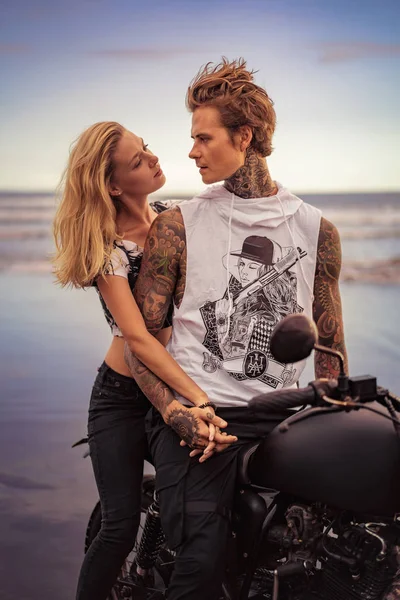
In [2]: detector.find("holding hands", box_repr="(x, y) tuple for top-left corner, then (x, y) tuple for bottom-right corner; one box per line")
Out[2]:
(164, 401), (237, 463)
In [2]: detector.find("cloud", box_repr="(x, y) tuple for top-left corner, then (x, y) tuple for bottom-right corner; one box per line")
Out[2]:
(318, 42), (400, 63)
(90, 47), (202, 60)
(0, 43), (30, 55)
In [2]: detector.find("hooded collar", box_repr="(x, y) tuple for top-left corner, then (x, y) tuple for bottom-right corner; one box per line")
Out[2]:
(194, 182), (303, 229)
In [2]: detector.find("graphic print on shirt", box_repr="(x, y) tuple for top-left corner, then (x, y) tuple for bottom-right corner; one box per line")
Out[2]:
(200, 235), (307, 389)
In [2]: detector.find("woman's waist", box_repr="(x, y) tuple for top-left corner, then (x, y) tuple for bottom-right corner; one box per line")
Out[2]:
(104, 336), (134, 378)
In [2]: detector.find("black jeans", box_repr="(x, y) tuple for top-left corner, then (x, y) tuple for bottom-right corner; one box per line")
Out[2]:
(147, 406), (288, 600)
(76, 362), (151, 600)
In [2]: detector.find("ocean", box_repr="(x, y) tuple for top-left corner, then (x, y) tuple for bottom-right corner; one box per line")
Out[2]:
(0, 190), (400, 599)
(1, 191), (400, 281)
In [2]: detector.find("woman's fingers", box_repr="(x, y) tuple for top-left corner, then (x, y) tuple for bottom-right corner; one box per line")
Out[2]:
(189, 448), (203, 457)
(198, 440), (232, 462)
(201, 422), (217, 456)
(213, 430), (238, 445)
(203, 439), (216, 456)
(208, 422), (215, 442)
(189, 435), (216, 457)
(214, 442), (230, 453)
(198, 426), (236, 462)
(199, 449), (215, 463)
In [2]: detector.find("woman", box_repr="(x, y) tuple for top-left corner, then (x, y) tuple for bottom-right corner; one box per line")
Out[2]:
(52, 122), (222, 600)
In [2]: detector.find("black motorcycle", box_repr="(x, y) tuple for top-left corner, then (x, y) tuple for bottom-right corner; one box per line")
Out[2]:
(75, 314), (400, 600)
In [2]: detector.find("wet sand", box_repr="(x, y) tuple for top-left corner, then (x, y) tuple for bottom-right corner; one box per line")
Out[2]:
(0, 274), (108, 600)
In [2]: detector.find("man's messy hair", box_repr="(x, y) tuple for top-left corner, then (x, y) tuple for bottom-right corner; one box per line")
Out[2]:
(186, 57), (276, 157)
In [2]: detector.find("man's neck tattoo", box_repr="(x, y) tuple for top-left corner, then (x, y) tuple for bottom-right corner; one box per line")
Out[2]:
(224, 147), (277, 199)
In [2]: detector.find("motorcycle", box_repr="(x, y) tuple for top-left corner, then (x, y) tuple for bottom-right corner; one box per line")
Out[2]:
(75, 313), (400, 599)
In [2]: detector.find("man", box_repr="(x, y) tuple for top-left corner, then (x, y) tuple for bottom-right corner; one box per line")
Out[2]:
(126, 58), (348, 599)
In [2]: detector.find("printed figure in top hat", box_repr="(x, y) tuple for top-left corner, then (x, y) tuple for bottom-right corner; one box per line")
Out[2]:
(200, 235), (306, 388)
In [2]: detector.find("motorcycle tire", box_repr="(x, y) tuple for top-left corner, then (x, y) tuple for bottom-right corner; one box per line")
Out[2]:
(84, 475), (175, 600)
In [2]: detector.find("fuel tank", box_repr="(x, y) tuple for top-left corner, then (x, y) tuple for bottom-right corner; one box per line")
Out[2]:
(249, 404), (400, 516)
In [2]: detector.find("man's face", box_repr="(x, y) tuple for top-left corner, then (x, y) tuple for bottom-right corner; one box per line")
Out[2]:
(189, 106), (244, 184)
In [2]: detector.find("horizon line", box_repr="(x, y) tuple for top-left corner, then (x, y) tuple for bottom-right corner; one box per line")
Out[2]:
(0, 188), (399, 197)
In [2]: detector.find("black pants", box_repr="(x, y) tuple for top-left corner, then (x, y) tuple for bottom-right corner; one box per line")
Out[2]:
(147, 405), (287, 600)
(76, 362), (151, 600)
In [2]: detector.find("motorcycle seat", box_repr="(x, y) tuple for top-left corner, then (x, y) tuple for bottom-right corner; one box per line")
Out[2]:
(236, 442), (261, 486)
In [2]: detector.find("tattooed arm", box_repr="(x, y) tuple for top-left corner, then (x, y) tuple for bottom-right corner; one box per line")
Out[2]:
(313, 217), (348, 378)
(125, 207), (236, 450)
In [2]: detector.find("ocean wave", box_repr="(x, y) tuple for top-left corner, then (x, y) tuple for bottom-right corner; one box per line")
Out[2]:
(1, 200), (400, 230)
(341, 257), (400, 284)
(0, 201), (56, 211)
(0, 195), (55, 208)
(1, 256), (400, 285)
(340, 228), (400, 240)
(1, 222), (400, 242)
(0, 260), (52, 273)
(322, 207), (400, 227)
(0, 209), (55, 222)
(0, 228), (50, 240)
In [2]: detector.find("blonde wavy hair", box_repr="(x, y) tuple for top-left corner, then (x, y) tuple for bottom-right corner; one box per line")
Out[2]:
(186, 57), (276, 157)
(52, 121), (125, 288)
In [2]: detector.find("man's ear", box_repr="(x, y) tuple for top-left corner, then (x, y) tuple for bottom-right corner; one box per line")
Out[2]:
(239, 126), (253, 152)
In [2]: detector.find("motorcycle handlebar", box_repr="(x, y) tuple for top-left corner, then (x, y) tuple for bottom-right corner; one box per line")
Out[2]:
(249, 379), (339, 412)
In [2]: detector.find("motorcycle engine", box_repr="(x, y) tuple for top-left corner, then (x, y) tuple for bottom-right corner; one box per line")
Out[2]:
(309, 517), (400, 600)
(260, 504), (400, 600)
(261, 503), (324, 567)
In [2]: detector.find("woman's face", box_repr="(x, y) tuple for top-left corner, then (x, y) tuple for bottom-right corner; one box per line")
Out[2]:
(238, 257), (263, 285)
(110, 130), (166, 199)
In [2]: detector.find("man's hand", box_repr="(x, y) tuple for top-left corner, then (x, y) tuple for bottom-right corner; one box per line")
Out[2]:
(165, 402), (237, 450)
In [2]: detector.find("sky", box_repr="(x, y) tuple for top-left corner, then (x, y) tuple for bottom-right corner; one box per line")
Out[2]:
(0, 0), (399, 195)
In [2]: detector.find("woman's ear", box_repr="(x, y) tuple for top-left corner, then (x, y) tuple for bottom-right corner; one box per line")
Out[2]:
(109, 184), (122, 198)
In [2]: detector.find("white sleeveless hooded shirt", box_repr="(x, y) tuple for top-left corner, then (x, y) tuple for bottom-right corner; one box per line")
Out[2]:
(167, 183), (321, 408)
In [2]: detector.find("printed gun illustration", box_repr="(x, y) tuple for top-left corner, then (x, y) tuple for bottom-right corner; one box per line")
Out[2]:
(232, 247), (307, 307)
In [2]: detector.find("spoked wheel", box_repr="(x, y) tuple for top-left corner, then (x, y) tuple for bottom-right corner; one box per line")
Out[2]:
(85, 475), (175, 599)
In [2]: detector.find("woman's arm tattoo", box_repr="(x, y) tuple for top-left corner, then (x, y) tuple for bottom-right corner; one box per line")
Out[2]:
(124, 345), (205, 447)
(124, 344), (175, 416)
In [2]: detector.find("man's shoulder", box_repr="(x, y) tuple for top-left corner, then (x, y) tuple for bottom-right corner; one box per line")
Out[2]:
(152, 190), (210, 226)
(153, 204), (184, 226)
(296, 196), (322, 218)
(149, 206), (186, 248)
(318, 216), (340, 240)
(315, 217), (342, 279)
